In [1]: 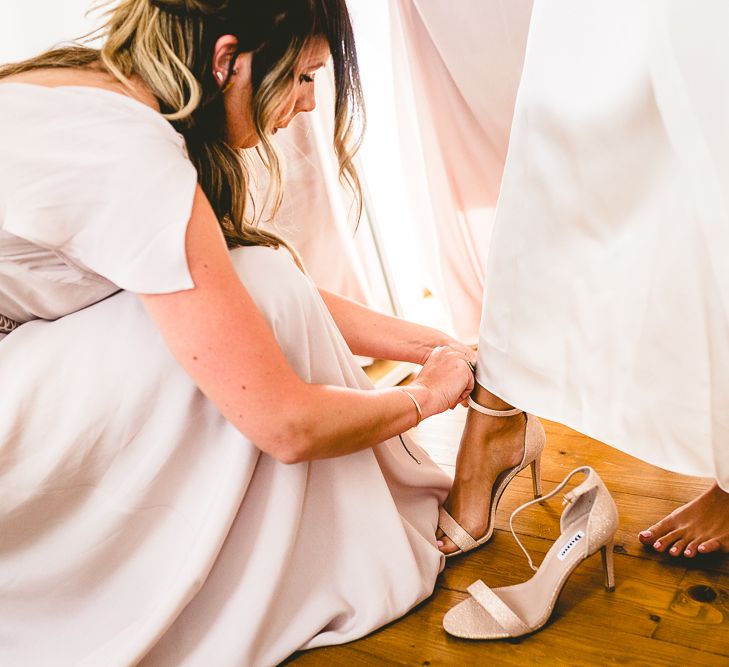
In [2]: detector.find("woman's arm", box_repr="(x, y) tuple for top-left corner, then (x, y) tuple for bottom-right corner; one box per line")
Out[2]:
(139, 187), (473, 464)
(318, 288), (475, 365)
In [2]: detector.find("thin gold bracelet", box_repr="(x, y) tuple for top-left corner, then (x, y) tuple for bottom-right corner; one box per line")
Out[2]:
(398, 388), (423, 425)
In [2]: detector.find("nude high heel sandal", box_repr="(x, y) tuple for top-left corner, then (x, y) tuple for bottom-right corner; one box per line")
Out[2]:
(438, 398), (546, 558)
(443, 466), (619, 639)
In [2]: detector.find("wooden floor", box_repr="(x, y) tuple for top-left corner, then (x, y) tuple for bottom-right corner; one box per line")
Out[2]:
(286, 407), (729, 666)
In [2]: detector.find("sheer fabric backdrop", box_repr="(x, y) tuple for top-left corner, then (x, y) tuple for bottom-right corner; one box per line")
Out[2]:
(346, 0), (533, 340)
(388, 0), (532, 340)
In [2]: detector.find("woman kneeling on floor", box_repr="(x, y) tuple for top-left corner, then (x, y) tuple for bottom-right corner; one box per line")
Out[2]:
(0, 1), (476, 664)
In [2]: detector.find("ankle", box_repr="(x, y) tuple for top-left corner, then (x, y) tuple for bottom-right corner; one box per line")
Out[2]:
(458, 416), (525, 466)
(465, 410), (524, 437)
(471, 385), (515, 413)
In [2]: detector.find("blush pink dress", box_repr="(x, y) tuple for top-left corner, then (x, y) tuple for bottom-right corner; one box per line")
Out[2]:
(0, 83), (449, 666)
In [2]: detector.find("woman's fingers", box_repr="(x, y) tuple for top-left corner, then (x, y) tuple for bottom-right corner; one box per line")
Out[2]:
(414, 346), (475, 413)
(443, 339), (477, 364)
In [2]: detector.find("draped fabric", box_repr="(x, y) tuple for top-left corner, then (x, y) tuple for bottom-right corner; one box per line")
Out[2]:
(266, 0), (535, 336)
(262, 75), (376, 308)
(476, 0), (729, 489)
(384, 0), (533, 339)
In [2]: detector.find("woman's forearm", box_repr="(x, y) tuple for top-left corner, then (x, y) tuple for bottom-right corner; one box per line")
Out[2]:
(275, 381), (441, 463)
(318, 288), (452, 364)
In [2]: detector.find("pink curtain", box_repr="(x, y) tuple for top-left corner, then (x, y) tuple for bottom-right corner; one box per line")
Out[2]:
(259, 73), (380, 309)
(260, 1), (534, 340)
(388, 0), (533, 339)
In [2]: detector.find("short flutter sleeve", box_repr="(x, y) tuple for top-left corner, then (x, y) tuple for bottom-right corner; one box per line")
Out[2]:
(0, 85), (198, 294)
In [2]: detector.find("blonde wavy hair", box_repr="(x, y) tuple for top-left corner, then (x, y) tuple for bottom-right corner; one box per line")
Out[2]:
(0, 0), (365, 258)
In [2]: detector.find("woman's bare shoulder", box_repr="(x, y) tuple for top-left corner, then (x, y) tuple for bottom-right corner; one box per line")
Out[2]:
(1, 67), (159, 111)
(3, 65), (110, 88)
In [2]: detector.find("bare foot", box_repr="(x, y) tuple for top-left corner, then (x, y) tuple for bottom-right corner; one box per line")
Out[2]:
(638, 483), (729, 558)
(437, 387), (526, 556)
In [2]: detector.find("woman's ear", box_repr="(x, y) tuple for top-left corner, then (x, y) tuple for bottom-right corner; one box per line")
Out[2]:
(212, 34), (240, 87)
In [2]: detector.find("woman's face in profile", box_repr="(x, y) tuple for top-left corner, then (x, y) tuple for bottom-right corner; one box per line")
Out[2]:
(221, 36), (331, 149)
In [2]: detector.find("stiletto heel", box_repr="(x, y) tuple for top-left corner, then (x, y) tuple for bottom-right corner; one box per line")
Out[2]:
(601, 539), (616, 592)
(438, 398), (547, 558)
(530, 456), (542, 499)
(443, 466), (620, 639)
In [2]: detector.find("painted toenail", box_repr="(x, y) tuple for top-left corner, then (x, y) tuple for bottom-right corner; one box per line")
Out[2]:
(684, 549), (691, 556)
(670, 547), (677, 553)
(640, 531), (652, 538)
(698, 545), (706, 552)
(653, 541), (661, 549)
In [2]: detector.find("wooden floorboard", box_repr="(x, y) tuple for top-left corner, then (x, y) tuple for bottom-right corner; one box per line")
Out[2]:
(286, 407), (729, 665)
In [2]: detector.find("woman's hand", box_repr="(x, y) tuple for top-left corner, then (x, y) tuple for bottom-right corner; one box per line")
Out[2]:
(419, 339), (477, 407)
(446, 339), (477, 365)
(421, 337), (476, 366)
(408, 345), (475, 416)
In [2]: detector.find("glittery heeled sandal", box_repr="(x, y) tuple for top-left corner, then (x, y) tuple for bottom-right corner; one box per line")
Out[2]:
(443, 466), (619, 639)
(438, 398), (546, 558)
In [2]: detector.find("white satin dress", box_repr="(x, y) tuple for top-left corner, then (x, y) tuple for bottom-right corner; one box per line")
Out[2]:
(0, 83), (450, 666)
(477, 0), (729, 490)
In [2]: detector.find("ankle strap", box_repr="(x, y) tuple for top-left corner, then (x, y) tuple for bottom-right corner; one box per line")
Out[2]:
(508, 466), (594, 572)
(467, 396), (522, 417)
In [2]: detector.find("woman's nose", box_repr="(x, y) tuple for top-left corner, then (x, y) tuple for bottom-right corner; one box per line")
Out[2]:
(296, 87), (316, 114)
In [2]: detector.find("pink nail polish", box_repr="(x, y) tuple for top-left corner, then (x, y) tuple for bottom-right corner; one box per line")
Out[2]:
(640, 530), (652, 538)
(653, 541), (661, 549)
(698, 545), (706, 552)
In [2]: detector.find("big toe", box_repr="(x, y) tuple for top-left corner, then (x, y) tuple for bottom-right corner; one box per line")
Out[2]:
(438, 535), (460, 556)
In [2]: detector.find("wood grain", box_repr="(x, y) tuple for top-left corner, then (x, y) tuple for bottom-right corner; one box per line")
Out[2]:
(285, 409), (729, 665)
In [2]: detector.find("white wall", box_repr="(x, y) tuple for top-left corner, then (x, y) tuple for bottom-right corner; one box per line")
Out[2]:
(0, 1), (102, 63)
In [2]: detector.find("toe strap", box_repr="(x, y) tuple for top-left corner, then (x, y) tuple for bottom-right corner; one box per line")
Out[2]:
(467, 580), (530, 637)
(438, 507), (478, 553)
